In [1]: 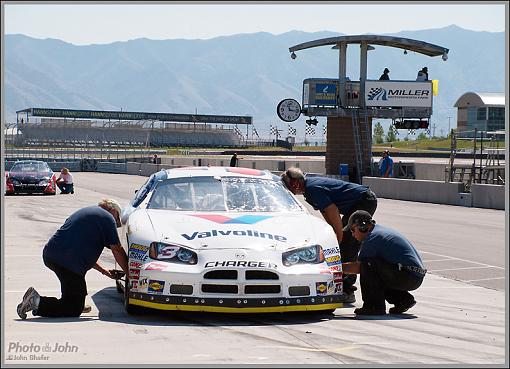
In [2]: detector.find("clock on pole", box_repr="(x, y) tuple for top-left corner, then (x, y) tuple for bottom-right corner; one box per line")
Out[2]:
(277, 98), (301, 122)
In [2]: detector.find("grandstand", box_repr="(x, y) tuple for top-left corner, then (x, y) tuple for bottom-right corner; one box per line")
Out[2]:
(15, 108), (253, 148)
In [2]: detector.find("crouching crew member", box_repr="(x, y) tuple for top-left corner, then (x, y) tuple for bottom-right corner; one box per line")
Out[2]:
(281, 167), (377, 303)
(343, 210), (426, 316)
(17, 199), (128, 319)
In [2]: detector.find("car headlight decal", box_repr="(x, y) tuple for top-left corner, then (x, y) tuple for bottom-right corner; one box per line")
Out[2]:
(149, 242), (197, 265)
(282, 245), (325, 267)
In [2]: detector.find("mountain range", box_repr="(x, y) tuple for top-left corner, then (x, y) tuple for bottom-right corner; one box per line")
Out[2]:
(3, 25), (506, 139)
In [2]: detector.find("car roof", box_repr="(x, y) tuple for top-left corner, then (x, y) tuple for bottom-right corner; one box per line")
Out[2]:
(163, 166), (276, 180)
(13, 160), (48, 164)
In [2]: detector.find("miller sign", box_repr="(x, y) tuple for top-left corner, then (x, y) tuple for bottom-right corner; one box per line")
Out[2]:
(365, 81), (432, 107)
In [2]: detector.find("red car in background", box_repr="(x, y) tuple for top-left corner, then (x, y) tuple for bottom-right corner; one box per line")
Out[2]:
(5, 160), (57, 195)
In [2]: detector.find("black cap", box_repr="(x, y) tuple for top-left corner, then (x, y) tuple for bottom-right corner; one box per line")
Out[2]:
(347, 210), (375, 230)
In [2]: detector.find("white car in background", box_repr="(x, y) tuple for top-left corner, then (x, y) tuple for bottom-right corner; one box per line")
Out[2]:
(118, 166), (346, 314)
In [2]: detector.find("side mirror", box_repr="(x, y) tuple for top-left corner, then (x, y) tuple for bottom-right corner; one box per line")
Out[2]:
(135, 189), (138, 194)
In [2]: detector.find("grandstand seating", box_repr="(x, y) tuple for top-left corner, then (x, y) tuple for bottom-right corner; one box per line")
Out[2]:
(20, 121), (243, 147)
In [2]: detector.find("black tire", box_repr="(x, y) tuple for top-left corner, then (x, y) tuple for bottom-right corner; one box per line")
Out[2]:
(318, 309), (337, 315)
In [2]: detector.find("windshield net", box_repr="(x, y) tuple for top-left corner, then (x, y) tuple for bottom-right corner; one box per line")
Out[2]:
(148, 177), (301, 212)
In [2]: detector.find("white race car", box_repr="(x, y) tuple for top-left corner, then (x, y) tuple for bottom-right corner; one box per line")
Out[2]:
(118, 166), (346, 314)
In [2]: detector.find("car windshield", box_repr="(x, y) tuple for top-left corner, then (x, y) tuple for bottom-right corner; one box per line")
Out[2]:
(147, 176), (302, 212)
(10, 162), (50, 173)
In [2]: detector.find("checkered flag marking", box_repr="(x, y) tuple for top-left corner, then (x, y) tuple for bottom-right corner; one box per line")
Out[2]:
(305, 126), (316, 136)
(270, 125), (281, 138)
(323, 124), (327, 134)
(288, 126), (297, 136)
(252, 126), (260, 138)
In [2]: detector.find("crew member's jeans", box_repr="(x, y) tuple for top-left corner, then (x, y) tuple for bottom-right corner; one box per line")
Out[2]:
(57, 182), (74, 194)
(340, 190), (378, 294)
(360, 258), (424, 310)
(34, 256), (87, 317)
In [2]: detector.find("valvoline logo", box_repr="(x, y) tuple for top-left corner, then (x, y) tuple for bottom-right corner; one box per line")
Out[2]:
(191, 214), (272, 224)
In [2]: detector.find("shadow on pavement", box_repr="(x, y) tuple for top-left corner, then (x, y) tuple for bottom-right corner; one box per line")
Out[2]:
(91, 287), (340, 327)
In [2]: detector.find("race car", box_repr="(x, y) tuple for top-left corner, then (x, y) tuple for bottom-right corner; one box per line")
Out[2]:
(118, 166), (346, 314)
(5, 160), (57, 195)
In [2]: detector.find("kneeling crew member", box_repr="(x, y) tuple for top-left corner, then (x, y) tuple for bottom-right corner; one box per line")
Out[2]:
(16, 199), (129, 319)
(343, 210), (426, 316)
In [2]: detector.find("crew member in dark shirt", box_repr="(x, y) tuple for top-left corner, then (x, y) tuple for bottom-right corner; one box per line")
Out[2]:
(281, 167), (378, 303)
(343, 210), (426, 316)
(17, 199), (129, 319)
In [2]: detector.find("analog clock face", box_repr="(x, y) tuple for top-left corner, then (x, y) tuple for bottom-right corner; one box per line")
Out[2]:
(277, 99), (301, 122)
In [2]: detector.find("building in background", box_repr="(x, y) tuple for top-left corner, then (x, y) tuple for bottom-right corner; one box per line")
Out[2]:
(454, 92), (505, 137)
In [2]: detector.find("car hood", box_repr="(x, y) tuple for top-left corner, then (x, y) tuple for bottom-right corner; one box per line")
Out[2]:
(133, 210), (332, 252)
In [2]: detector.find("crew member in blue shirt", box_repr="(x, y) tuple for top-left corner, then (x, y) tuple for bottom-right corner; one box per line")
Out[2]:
(343, 210), (426, 316)
(379, 149), (394, 178)
(17, 199), (129, 319)
(281, 167), (377, 303)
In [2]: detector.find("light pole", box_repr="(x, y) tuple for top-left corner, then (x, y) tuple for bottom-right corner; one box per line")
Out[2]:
(448, 116), (451, 136)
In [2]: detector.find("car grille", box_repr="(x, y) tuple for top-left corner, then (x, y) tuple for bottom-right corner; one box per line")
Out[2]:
(202, 284), (238, 294)
(204, 270), (238, 280)
(245, 270), (279, 280)
(245, 285), (281, 294)
(288, 286), (311, 296)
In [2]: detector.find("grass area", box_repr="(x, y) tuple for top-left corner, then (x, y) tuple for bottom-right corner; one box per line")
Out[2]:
(373, 137), (504, 153)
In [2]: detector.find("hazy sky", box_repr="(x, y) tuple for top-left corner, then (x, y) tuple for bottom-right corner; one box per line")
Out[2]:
(3, 2), (507, 45)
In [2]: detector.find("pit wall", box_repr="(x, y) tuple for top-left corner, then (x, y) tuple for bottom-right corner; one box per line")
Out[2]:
(362, 177), (505, 210)
(124, 158), (505, 211)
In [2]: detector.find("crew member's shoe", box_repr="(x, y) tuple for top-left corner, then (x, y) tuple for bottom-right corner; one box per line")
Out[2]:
(82, 305), (92, 313)
(17, 287), (40, 320)
(389, 299), (416, 314)
(354, 306), (386, 316)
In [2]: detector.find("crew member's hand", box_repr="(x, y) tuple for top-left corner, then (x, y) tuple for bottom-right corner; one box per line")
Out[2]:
(102, 269), (114, 279)
(108, 269), (126, 280)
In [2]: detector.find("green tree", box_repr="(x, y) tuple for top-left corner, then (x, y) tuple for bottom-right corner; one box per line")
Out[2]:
(417, 132), (428, 140)
(385, 124), (397, 143)
(373, 122), (385, 144)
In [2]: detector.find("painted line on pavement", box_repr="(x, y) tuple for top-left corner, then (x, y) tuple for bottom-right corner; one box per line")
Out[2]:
(420, 250), (504, 269)
(464, 277), (505, 282)
(429, 266), (502, 272)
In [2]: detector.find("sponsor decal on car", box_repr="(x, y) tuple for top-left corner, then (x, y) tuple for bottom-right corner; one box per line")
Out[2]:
(148, 280), (165, 294)
(325, 254), (341, 267)
(327, 281), (335, 294)
(204, 260), (277, 269)
(334, 283), (343, 294)
(225, 167), (264, 176)
(129, 244), (149, 253)
(181, 229), (287, 242)
(143, 262), (167, 271)
(139, 277), (148, 288)
(129, 261), (143, 269)
(190, 214), (272, 224)
(129, 269), (140, 280)
(323, 246), (340, 257)
(315, 282), (328, 296)
(130, 280), (139, 289)
(129, 243), (149, 261)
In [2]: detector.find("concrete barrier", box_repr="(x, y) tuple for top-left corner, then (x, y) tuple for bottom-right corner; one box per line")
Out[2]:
(362, 177), (465, 206)
(471, 184), (506, 210)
